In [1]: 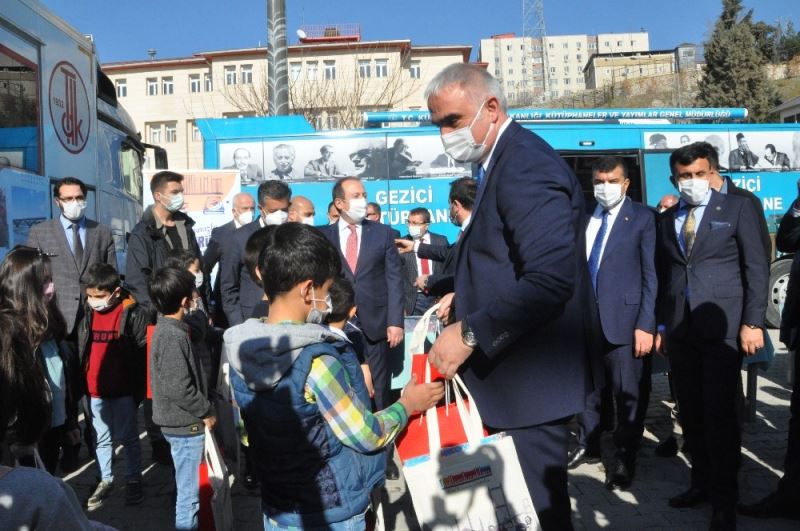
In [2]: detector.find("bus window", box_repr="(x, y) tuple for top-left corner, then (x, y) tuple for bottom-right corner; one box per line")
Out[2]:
(559, 152), (643, 206)
(0, 38), (41, 174)
(120, 142), (143, 201)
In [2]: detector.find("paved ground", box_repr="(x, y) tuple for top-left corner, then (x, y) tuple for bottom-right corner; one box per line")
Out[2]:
(64, 330), (797, 530)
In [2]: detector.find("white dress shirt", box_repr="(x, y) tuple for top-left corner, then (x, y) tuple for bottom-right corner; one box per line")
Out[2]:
(585, 198), (626, 262)
(337, 218), (362, 257)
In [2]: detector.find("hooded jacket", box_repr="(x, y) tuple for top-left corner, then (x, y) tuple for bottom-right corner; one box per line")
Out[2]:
(225, 320), (384, 527)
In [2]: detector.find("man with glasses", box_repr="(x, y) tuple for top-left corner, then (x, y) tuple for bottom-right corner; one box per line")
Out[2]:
(400, 207), (447, 316)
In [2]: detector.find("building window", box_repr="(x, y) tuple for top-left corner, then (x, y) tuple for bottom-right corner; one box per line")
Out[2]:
(162, 76), (174, 95)
(604, 41), (610, 47)
(549, 67), (556, 73)
(589, 43), (596, 49)
(115, 79), (127, 98)
(577, 78), (584, 84)
(562, 42), (569, 49)
(146, 78), (158, 96)
(577, 54), (582, 62)
(324, 60), (336, 80)
(306, 61), (318, 80)
(225, 66), (236, 85)
(550, 90), (559, 97)
(494, 68), (500, 76)
(189, 74), (200, 93)
(564, 66), (570, 74)
(617, 40), (623, 46)
(563, 55), (569, 62)
(576, 42), (582, 49)
(241, 64), (253, 84)
(165, 123), (177, 143)
(408, 61), (420, 79)
(506, 44), (512, 51)
(564, 78), (571, 85)
(327, 114), (340, 129)
(375, 59), (388, 78)
(190, 122), (202, 141)
(548, 43), (555, 49)
(149, 124), (161, 143)
(631, 40), (636, 46)
(204, 73), (213, 91)
(290, 62), (301, 80)
(507, 56), (513, 63)
(508, 69), (514, 75)
(358, 60), (371, 78)
(507, 80), (514, 89)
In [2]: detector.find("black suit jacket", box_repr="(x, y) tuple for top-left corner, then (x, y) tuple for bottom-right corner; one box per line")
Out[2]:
(418, 239), (459, 297)
(400, 232), (448, 314)
(319, 220), (404, 342)
(656, 191), (768, 341)
(452, 121), (597, 429)
(777, 208), (800, 349)
(220, 220), (266, 326)
(203, 220), (237, 319)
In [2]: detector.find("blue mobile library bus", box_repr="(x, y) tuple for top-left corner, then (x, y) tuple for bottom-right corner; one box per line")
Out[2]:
(197, 107), (800, 327)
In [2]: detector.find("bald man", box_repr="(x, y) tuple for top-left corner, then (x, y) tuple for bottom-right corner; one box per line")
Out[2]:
(288, 196), (316, 225)
(203, 192), (256, 326)
(657, 194), (679, 213)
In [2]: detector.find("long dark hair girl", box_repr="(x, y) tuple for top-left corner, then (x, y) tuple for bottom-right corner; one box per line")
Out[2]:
(0, 246), (63, 446)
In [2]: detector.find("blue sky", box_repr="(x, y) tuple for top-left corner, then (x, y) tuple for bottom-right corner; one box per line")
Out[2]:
(40, 0), (797, 63)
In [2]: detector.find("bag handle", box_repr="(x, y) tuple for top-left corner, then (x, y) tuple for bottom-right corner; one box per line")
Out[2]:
(409, 303), (441, 355)
(204, 426), (227, 480)
(423, 372), (485, 455)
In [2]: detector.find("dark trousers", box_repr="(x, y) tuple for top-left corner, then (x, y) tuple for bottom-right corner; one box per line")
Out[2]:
(578, 342), (651, 454)
(669, 336), (743, 509)
(364, 337), (390, 411)
(779, 349), (800, 499)
(411, 293), (437, 317)
(495, 419), (573, 531)
(38, 425), (66, 475)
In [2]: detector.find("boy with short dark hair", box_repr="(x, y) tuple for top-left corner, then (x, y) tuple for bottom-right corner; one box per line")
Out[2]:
(325, 277), (373, 398)
(224, 223), (443, 529)
(79, 263), (151, 509)
(148, 266), (216, 531)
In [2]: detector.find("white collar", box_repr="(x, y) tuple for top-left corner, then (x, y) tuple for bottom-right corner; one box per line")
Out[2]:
(481, 117), (513, 172)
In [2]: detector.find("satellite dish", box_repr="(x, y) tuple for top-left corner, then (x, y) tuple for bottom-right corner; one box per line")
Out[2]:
(296, 29), (307, 40)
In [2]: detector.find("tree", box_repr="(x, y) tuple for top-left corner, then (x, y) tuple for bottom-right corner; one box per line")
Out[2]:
(696, 0), (779, 122)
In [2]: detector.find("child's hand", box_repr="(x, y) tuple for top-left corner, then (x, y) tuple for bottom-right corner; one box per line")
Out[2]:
(203, 416), (217, 430)
(398, 374), (445, 415)
(360, 363), (374, 398)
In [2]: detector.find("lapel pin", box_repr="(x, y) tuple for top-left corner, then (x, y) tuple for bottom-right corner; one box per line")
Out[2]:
(715, 206), (721, 211)
(624, 216), (629, 222)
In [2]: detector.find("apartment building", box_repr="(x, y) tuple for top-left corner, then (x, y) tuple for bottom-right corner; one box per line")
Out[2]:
(583, 44), (699, 89)
(102, 25), (470, 169)
(479, 31), (649, 102)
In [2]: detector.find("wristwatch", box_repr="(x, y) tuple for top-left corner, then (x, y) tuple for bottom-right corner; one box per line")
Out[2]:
(461, 317), (478, 348)
(744, 324), (760, 330)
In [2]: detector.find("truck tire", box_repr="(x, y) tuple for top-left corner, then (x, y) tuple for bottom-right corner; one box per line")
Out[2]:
(767, 259), (792, 329)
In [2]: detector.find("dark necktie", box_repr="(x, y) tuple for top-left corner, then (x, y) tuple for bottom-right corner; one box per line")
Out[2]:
(476, 166), (486, 186)
(72, 223), (84, 266)
(587, 210), (609, 293)
(682, 207), (697, 256)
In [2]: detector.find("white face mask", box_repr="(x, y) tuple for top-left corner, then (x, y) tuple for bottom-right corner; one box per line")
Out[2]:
(306, 286), (332, 324)
(88, 290), (119, 312)
(62, 200), (87, 221)
(593, 183), (624, 209)
(408, 225), (424, 239)
(194, 271), (204, 289)
(263, 210), (288, 226)
(345, 197), (368, 224)
(237, 210), (254, 226)
(161, 192), (184, 213)
(440, 100), (494, 163)
(678, 178), (710, 206)
(301, 215), (316, 226)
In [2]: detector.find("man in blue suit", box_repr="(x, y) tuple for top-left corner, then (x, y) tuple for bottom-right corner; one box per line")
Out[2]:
(426, 64), (596, 530)
(656, 142), (768, 530)
(318, 177), (405, 477)
(220, 180), (291, 325)
(568, 157), (657, 491)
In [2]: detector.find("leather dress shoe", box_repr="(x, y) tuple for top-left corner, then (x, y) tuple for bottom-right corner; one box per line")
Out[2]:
(738, 491), (800, 520)
(709, 507), (736, 531)
(668, 487), (708, 508)
(605, 456), (633, 490)
(567, 447), (600, 470)
(385, 459), (400, 481)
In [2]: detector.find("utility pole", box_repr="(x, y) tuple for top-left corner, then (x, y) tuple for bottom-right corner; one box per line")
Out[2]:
(267, 0), (289, 116)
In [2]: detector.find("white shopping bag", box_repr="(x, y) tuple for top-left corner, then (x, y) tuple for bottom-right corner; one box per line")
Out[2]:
(204, 427), (234, 531)
(403, 375), (541, 531)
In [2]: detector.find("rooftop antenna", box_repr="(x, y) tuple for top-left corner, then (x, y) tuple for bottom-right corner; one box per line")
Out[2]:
(147, 49), (157, 60)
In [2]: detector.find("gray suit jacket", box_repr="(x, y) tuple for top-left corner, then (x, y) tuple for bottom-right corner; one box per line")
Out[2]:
(27, 217), (117, 332)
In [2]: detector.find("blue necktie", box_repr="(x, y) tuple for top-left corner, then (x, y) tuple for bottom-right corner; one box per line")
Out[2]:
(476, 166), (486, 186)
(588, 210), (609, 293)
